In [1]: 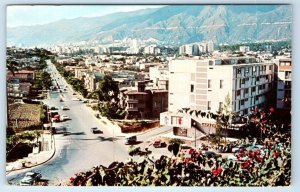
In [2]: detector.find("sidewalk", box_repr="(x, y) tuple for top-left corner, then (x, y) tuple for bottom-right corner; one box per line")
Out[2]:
(6, 133), (56, 174)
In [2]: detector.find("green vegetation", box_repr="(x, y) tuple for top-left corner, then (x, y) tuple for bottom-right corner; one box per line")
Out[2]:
(33, 71), (52, 90)
(95, 75), (125, 119)
(218, 40), (291, 52)
(7, 130), (42, 155)
(52, 59), (88, 97)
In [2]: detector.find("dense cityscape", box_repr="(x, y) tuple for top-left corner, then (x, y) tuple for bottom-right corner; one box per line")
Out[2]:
(6, 5), (292, 187)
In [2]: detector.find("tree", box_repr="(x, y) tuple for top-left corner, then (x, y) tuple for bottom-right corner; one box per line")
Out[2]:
(96, 75), (120, 102)
(95, 75), (125, 119)
(7, 60), (19, 76)
(219, 93), (234, 145)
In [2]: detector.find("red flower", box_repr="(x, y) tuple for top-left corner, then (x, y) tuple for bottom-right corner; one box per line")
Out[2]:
(212, 167), (223, 176)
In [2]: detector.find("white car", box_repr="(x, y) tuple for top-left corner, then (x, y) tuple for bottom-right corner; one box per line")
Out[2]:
(60, 115), (70, 121)
(71, 97), (80, 101)
(19, 172), (42, 186)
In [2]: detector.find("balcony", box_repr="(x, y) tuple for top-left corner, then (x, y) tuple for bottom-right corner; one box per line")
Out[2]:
(126, 107), (138, 111)
(126, 99), (138, 103)
(285, 75), (292, 80)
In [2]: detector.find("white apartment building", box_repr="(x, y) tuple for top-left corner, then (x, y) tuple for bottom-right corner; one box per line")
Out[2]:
(168, 57), (275, 115)
(144, 45), (161, 55)
(239, 46), (250, 53)
(206, 41), (214, 53)
(274, 56), (292, 109)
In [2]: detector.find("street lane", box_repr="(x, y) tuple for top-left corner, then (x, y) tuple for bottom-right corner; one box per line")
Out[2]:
(7, 60), (130, 185)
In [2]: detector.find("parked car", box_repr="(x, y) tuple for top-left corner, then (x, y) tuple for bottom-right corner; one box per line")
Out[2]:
(202, 151), (222, 158)
(71, 98), (80, 101)
(49, 106), (58, 110)
(227, 154), (249, 162)
(153, 139), (166, 148)
(61, 106), (70, 110)
(90, 127), (103, 134)
(232, 144), (248, 153)
(246, 144), (265, 151)
(51, 115), (60, 122)
(125, 135), (137, 145)
(19, 172), (42, 186)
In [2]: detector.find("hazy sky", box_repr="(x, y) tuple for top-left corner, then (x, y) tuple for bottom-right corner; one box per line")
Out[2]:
(7, 5), (164, 27)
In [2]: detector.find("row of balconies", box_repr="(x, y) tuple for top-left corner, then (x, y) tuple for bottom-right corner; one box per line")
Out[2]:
(235, 97), (265, 111)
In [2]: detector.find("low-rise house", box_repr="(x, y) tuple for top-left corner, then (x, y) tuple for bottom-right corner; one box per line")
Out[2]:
(7, 70), (35, 82)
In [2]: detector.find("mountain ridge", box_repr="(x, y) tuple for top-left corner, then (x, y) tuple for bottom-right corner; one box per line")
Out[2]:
(7, 5), (292, 46)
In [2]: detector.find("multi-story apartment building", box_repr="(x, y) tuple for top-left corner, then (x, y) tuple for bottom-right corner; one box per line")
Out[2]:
(120, 81), (168, 119)
(84, 72), (104, 92)
(274, 56), (292, 109)
(168, 57), (275, 115)
(149, 66), (169, 89)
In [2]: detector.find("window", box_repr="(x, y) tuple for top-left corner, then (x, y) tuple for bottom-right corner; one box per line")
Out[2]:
(256, 77), (260, 81)
(220, 80), (223, 89)
(219, 102), (223, 111)
(237, 90), (241, 96)
(129, 95), (135, 100)
(208, 80), (212, 89)
(241, 100), (244, 105)
(237, 68), (241, 74)
(246, 67), (249, 73)
(252, 66), (256, 73)
(128, 104), (135, 108)
(256, 96), (259, 101)
(207, 101), (211, 110)
(171, 116), (182, 125)
(252, 87), (256, 92)
(191, 84), (194, 92)
(245, 88), (249, 94)
(241, 79), (245, 84)
(269, 65), (272, 70)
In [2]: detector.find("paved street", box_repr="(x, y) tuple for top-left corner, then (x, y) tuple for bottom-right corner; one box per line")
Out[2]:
(6, 60), (174, 185)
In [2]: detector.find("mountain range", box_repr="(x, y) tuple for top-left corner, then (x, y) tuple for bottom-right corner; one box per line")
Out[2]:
(7, 5), (292, 47)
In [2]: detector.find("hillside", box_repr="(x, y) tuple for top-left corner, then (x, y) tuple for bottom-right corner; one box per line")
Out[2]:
(7, 5), (292, 46)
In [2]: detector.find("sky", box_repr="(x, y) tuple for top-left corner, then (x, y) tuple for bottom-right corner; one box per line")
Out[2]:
(7, 5), (164, 27)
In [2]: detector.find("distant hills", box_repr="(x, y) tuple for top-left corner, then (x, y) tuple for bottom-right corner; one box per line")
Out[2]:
(7, 5), (292, 47)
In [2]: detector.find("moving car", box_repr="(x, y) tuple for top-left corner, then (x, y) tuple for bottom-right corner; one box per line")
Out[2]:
(19, 172), (42, 186)
(60, 115), (70, 121)
(90, 127), (103, 134)
(153, 139), (167, 148)
(61, 105), (70, 110)
(49, 106), (58, 110)
(125, 135), (137, 145)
